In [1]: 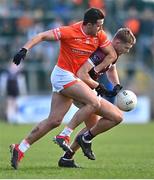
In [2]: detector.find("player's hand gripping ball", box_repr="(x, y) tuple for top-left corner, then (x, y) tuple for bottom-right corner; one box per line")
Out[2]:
(115, 90), (137, 111)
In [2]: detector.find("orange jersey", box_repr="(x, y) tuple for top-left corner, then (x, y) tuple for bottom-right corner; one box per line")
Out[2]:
(53, 21), (110, 74)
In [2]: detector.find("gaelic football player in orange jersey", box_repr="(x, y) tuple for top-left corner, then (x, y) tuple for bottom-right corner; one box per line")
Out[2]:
(56, 28), (136, 168)
(10, 8), (120, 170)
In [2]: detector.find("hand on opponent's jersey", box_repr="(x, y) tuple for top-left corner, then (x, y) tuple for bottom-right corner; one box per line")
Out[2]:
(13, 48), (27, 65)
(95, 84), (122, 98)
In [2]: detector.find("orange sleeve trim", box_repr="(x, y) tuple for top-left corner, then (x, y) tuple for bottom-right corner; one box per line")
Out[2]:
(63, 80), (79, 89)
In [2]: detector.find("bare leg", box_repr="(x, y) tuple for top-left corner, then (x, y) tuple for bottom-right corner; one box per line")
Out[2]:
(76, 98), (123, 160)
(54, 81), (102, 151)
(6, 97), (17, 123)
(58, 114), (99, 167)
(60, 81), (101, 130)
(25, 80), (101, 145)
(90, 117), (119, 136)
(26, 93), (72, 145)
(65, 98), (123, 156)
(10, 79), (103, 170)
(59, 114), (99, 167)
(90, 98), (123, 136)
(70, 127), (87, 152)
(60, 83), (122, 133)
(70, 114), (99, 152)
(57, 91), (123, 148)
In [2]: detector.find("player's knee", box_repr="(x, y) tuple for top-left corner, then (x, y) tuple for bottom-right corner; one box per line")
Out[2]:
(89, 100), (101, 113)
(115, 111), (123, 124)
(47, 117), (62, 128)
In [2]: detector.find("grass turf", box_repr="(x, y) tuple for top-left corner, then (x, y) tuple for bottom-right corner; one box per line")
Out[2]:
(0, 121), (154, 179)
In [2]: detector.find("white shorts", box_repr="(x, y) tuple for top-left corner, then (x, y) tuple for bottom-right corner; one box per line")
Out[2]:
(50, 65), (80, 92)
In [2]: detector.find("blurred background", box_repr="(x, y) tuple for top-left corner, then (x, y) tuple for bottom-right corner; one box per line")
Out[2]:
(0, 0), (153, 124)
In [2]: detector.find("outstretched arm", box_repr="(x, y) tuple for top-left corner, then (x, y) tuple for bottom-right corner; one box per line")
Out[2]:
(23, 30), (57, 50)
(76, 61), (99, 89)
(13, 30), (58, 65)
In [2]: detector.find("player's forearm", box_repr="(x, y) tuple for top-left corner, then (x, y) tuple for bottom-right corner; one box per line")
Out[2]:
(106, 68), (120, 86)
(95, 54), (116, 72)
(77, 61), (99, 88)
(84, 77), (99, 89)
(23, 30), (56, 50)
(23, 33), (45, 50)
(78, 72), (99, 89)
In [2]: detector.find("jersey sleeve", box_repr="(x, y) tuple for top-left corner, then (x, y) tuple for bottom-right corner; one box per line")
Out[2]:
(89, 47), (106, 66)
(98, 30), (111, 48)
(52, 26), (72, 40)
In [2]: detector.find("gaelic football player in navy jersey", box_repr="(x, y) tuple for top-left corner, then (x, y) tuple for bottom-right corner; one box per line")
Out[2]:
(56, 28), (136, 168)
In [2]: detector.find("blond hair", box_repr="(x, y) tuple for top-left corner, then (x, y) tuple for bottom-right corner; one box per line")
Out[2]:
(114, 28), (136, 44)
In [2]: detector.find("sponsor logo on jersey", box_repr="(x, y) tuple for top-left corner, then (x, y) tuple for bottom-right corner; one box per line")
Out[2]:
(71, 48), (92, 55)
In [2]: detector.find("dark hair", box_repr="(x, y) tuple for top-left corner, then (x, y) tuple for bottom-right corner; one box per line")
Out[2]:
(114, 28), (136, 44)
(83, 8), (105, 25)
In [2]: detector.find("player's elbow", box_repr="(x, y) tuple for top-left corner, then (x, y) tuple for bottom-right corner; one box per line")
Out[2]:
(76, 71), (82, 79)
(37, 32), (51, 41)
(77, 71), (87, 82)
(37, 32), (46, 41)
(110, 51), (117, 62)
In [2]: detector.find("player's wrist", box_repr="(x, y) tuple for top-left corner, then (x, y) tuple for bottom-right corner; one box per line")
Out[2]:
(95, 84), (107, 94)
(88, 67), (100, 80)
(113, 84), (123, 93)
(21, 48), (28, 53)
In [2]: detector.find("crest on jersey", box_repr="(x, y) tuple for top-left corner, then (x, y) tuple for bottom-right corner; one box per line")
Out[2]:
(94, 38), (98, 44)
(86, 38), (90, 44)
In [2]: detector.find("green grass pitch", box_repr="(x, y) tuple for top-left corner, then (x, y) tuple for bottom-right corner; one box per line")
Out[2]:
(0, 121), (154, 179)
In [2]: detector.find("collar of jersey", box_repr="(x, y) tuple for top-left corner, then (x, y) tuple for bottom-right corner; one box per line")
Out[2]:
(80, 22), (90, 38)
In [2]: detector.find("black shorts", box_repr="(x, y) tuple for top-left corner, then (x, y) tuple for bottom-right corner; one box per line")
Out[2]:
(6, 79), (19, 97)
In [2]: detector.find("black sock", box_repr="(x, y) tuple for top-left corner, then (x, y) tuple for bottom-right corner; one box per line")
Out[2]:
(83, 130), (94, 141)
(63, 150), (75, 159)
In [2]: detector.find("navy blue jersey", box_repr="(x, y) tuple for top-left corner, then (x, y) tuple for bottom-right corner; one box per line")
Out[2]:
(89, 47), (117, 73)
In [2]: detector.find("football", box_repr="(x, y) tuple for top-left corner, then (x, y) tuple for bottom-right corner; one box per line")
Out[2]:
(115, 90), (137, 111)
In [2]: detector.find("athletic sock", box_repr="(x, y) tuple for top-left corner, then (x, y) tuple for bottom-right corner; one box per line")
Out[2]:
(18, 139), (30, 153)
(83, 130), (94, 142)
(63, 150), (75, 159)
(59, 127), (73, 137)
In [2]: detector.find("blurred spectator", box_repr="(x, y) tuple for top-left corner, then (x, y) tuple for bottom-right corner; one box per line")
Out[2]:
(51, 0), (74, 22)
(135, 8), (154, 70)
(72, 0), (83, 6)
(26, 20), (45, 63)
(1, 19), (14, 36)
(45, 17), (64, 68)
(124, 7), (140, 36)
(151, 37), (154, 68)
(0, 62), (27, 123)
(0, 0), (154, 97)
(16, 12), (34, 34)
(124, 0), (145, 12)
(88, 0), (105, 9)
